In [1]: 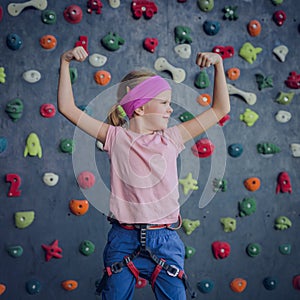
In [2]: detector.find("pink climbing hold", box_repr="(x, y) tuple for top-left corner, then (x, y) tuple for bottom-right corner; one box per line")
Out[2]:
(41, 240), (63, 262)
(212, 241), (231, 259)
(6, 173), (22, 197)
(77, 171), (96, 189)
(276, 172), (292, 194)
(191, 138), (215, 158)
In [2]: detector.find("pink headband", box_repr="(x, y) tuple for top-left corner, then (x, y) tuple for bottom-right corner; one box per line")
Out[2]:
(119, 75), (171, 118)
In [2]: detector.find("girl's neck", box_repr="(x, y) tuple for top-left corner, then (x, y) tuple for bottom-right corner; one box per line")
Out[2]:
(128, 117), (155, 134)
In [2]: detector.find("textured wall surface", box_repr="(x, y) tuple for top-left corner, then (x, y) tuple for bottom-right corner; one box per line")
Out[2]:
(0, 0), (300, 299)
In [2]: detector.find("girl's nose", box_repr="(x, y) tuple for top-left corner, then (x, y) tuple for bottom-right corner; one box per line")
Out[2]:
(168, 105), (173, 114)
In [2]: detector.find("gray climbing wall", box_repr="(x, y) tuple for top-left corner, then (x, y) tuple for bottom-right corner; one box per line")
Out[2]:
(0, 0), (300, 299)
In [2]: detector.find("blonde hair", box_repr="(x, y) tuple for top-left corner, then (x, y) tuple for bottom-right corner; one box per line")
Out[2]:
(107, 69), (157, 126)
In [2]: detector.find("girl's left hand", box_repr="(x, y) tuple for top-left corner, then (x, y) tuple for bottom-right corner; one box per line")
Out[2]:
(196, 52), (222, 68)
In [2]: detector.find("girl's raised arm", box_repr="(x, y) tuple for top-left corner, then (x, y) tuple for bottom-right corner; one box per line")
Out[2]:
(57, 46), (109, 144)
(177, 52), (230, 143)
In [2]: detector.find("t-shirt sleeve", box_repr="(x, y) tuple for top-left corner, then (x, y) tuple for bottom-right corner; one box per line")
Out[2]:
(165, 126), (185, 153)
(103, 125), (119, 154)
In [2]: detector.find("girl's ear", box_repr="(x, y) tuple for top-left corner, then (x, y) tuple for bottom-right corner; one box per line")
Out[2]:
(134, 106), (145, 116)
(126, 86), (131, 93)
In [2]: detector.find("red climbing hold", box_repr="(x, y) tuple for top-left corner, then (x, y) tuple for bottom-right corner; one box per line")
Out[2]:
(285, 71), (300, 89)
(191, 138), (215, 158)
(41, 240), (63, 262)
(131, 0), (158, 19)
(87, 0), (103, 14)
(212, 45), (234, 60)
(6, 173), (22, 197)
(276, 172), (292, 194)
(293, 275), (300, 290)
(75, 36), (88, 53)
(218, 114), (230, 126)
(212, 241), (231, 259)
(143, 38), (158, 53)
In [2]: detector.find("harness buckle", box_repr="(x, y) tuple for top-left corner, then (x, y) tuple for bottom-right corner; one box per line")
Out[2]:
(167, 265), (180, 277)
(110, 262), (123, 274)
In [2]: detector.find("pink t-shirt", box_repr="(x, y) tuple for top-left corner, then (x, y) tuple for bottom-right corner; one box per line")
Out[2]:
(104, 125), (185, 224)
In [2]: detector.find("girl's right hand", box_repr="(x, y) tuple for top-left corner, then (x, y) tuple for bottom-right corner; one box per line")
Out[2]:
(61, 46), (88, 63)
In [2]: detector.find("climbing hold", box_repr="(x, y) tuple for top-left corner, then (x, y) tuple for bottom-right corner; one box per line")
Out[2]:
(96, 140), (104, 151)
(43, 172), (59, 186)
(135, 277), (147, 288)
(185, 246), (196, 259)
(240, 108), (259, 127)
(60, 138), (75, 154)
(279, 243), (291, 255)
(179, 173), (198, 195)
(220, 217), (236, 232)
(197, 0), (214, 12)
(0, 284), (6, 295)
(109, 0), (120, 8)
(6, 33), (22, 50)
(24, 132), (42, 158)
(7, 245), (23, 258)
(292, 275), (300, 290)
(274, 216), (292, 230)
(26, 279), (41, 295)
(131, 0), (158, 19)
(63, 5), (83, 24)
(144, 38), (159, 53)
(61, 280), (78, 291)
(182, 219), (200, 235)
(94, 70), (111, 86)
(174, 44), (191, 59)
(6, 98), (24, 122)
(89, 53), (107, 67)
(212, 241), (230, 259)
(227, 68), (240, 80)
(7, 0), (47, 16)
(290, 143), (300, 157)
(273, 45), (288, 62)
(41, 9), (56, 24)
(227, 84), (256, 105)
(0, 137), (8, 153)
(69, 199), (89, 216)
(191, 138), (215, 158)
(244, 177), (261, 192)
(285, 72), (300, 89)
(255, 73), (273, 90)
(154, 57), (186, 83)
(275, 110), (291, 123)
(15, 211), (35, 229)
(87, 0), (103, 14)
(75, 36), (88, 53)
(276, 91), (295, 105)
(203, 20), (220, 36)
(40, 103), (56, 118)
(174, 26), (192, 44)
(213, 178), (227, 192)
(272, 0), (284, 4)
(77, 171), (96, 189)
(6, 173), (22, 197)
(197, 93), (211, 107)
(218, 114), (230, 126)
(79, 240), (95, 255)
(40, 35), (57, 50)
(273, 10), (286, 26)
(197, 279), (214, 293)
(276, 172), (292, 194)
(101, 32), (125, 51)
(42, 240), (63, 261)
(0, 67), (6, 83)
(194, 69), (210, 89)
(257, 142), (280, 156)
(247, 20), (261, 36)
(239, 42), (262, 64)
(23, 70), (41, 83)
(179, 111), (194, 122)
(239, 197), (256, 217)
(230, 278), (247, 293)
(0, 6), (2, 22)
(228, 143), (243, 158)
(223, 6), (238, 20)
(246, 243), (261, 257)
(69, 67), (78, 84)
(212, 45), (234, 60)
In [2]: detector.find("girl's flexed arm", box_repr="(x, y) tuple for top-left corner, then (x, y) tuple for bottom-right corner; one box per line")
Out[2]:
(177, 52), (230, 143)
(57, 46), (109, 143)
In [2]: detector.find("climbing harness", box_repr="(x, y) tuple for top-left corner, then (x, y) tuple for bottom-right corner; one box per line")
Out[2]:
(96, 217), (197, 298)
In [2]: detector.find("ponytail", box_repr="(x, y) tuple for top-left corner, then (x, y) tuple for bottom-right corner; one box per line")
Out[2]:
(107, 104), (127, 127)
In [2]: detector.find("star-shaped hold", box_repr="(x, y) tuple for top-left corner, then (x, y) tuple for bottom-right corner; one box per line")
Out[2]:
(41, 240), (63, 262)
(179, 173), (198, 195)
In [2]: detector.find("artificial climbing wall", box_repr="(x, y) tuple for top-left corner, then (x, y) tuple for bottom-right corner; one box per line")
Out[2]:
(0, 0), (300, 299)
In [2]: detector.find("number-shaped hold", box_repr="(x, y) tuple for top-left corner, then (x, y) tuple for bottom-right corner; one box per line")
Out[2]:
(6, 173), (22, 197)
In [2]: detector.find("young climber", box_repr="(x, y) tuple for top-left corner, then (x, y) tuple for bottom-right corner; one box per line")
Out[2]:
(57, 46), (230, 299)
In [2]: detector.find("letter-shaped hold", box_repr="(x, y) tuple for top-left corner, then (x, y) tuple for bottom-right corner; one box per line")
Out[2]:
(6, 173), (22, 197)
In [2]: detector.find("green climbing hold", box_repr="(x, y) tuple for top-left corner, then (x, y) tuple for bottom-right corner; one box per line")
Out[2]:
(79, 240), (95, 256)
(60, 139), (75, 154)
(239, 42), (262, 64)
(179, 173), (198, 195)
(7, 245), (23, 257)
(182, 218), (200, 235)
(223, 5), (238, 20)
(272, 0), (284, 5)
(174, 26), (192, 44)
(101, 32), (125, 51)
(24, 133), (42, 158)
(179, 111), (194, 122)
(246, 243), (261, 257)
(279, 243), (291, 255)
(257, 143), (280, 155)
(0, 67), (6, 83)
(213, 178), (227, 192)
(197, 0), (214, 12)
(274, 216), (292, 230)
(255, 73), (273, 90)
(263, 277), (278, 290)
(194, 69), (210, 89)
(276, 91), (294, 105)
(220, 217), (236, 232)
(5, 98), (24, 122)
(239, 197), (256, 217)
(41, 10), (57, 24)
(185, 246), (196, 259)
(69, 67), (78, 84)
(240, 108), (259, 127)
(15, 211), (35, 229)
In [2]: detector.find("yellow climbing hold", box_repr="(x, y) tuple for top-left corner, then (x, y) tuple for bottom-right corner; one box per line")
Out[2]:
(179, 173), (198, 195)
(24, 132), (42, 158)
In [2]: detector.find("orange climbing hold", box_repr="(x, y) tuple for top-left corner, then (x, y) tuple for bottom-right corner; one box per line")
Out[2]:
(230, 278), (247, 293)
(61, 280), (78, 291)
(0, 284), (6, 295)
(197, 93), (211, 106)
(227, 67), (240, 80)
(244, 177), (261, 192)
(94, 70), (111, 86)
(40, 35), (57, 50)
(247, 20), (262, 37)
(69, 199), (89, 216)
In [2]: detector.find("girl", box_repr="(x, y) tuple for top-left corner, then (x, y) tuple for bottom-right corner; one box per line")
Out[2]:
(57, 46), (230, 299)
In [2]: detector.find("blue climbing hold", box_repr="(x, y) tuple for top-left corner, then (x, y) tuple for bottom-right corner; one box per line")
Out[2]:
(26, 279), (41, 295)
(0, 137), (8, 153)
(228, 143), (243, 157)
(197, 279), (214, 293)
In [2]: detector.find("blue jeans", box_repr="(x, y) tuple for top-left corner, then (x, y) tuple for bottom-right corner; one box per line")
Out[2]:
(102, 223), (187, 300)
